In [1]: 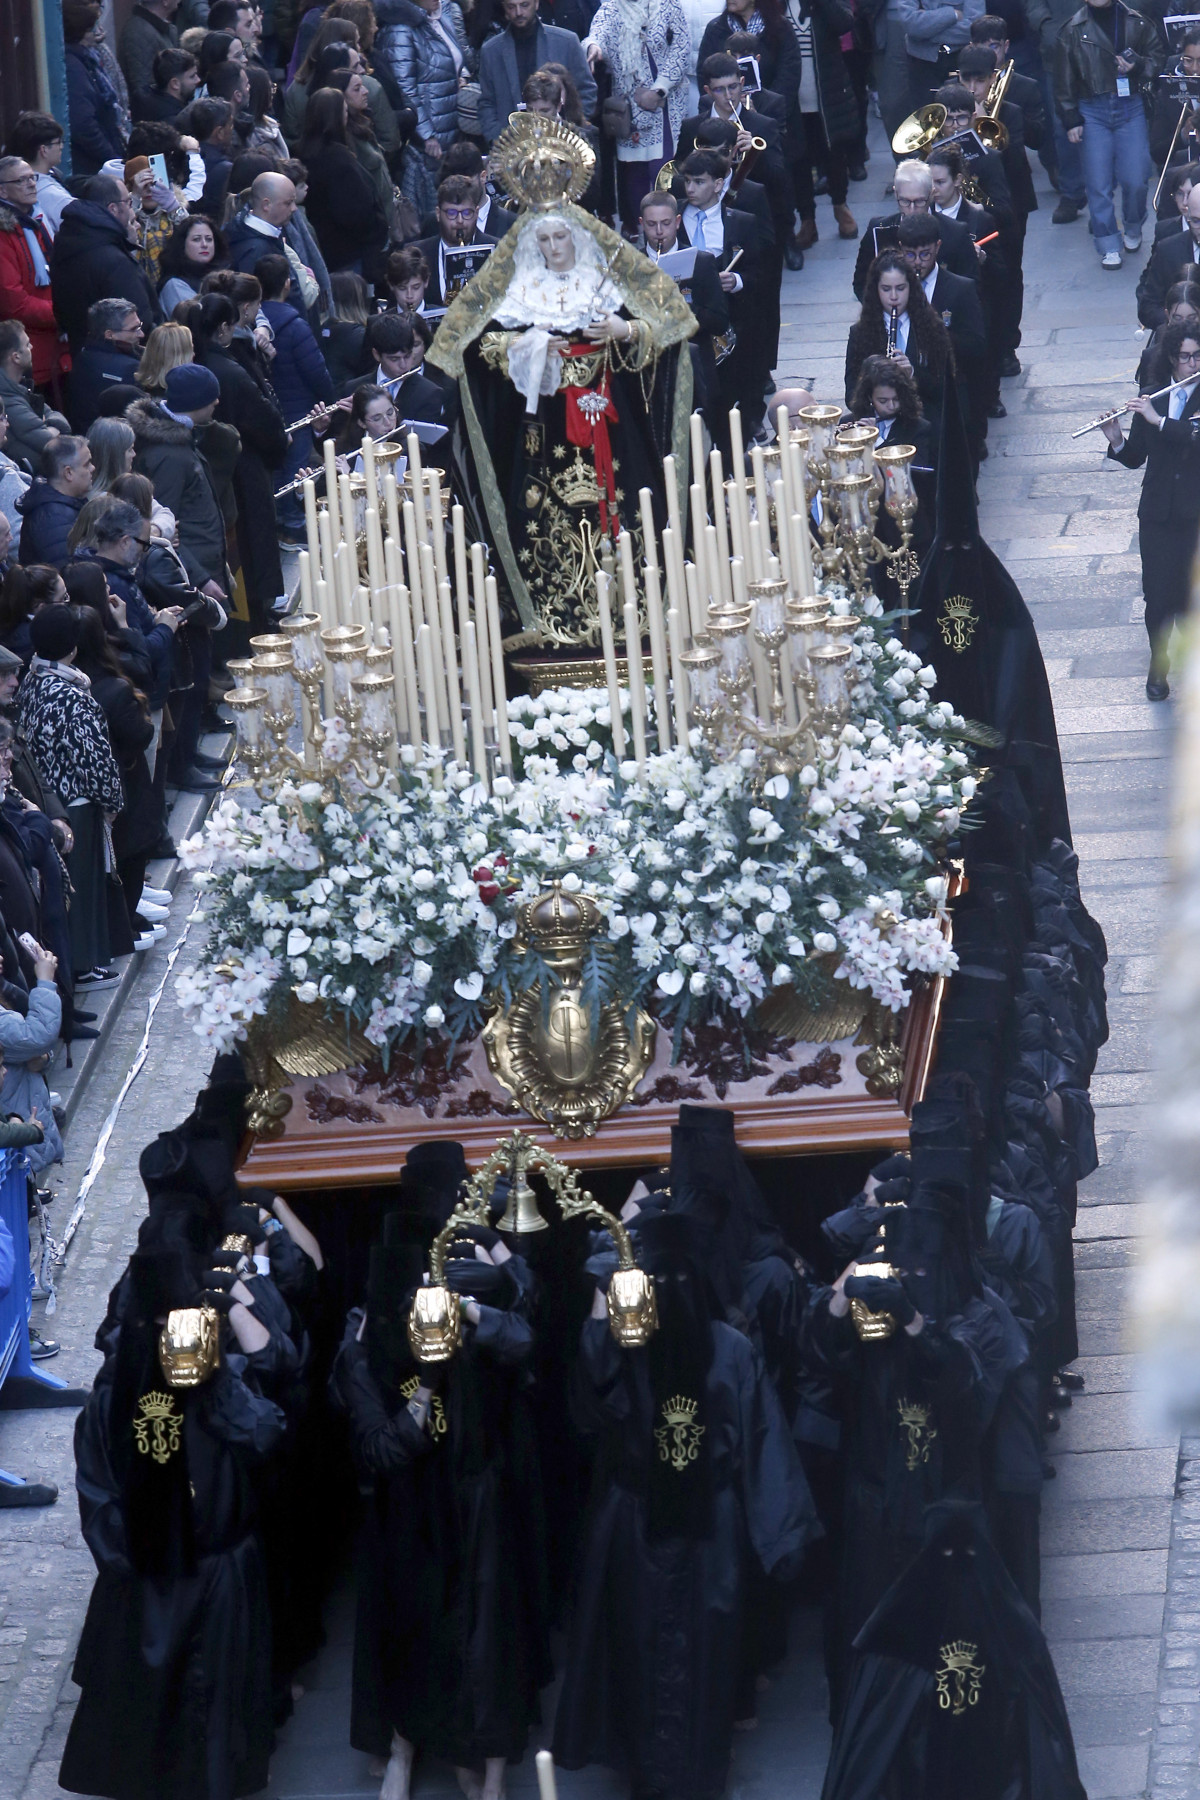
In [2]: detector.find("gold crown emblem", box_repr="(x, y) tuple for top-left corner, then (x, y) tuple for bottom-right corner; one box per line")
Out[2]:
(552, 452), (602, 509)
(132, 1389), (184, 1465)
(941, 595), (975, 621)
(136, 1390), (178, 1422)
(935, 1639), (985, 1715)
(661, 1394), (699, 1427)
(491, 112), (596, 209)
(517, 880), (602, 959)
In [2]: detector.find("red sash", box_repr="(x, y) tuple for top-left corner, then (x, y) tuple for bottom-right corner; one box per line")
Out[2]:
(560, 345), (621, 537)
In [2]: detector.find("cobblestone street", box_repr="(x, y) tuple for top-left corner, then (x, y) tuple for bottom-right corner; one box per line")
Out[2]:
(0, 121), (1184, 1800)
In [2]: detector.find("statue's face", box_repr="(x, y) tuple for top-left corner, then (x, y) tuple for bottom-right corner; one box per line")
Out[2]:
(535, 221), (575, 271)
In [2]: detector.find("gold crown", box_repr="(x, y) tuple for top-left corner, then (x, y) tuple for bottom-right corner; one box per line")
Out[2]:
(518, 881), (602, 956)
(136, 1390), (178, 1421)
(491, 112), (596, 209)
(661, 1394), (700, 1427)
(939, 1640), (982, 1669)
(941, 595), (975, 620)
(553, 453), (602, 509)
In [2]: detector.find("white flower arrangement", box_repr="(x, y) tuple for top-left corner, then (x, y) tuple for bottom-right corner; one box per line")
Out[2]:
(175, 602), (971, 1063)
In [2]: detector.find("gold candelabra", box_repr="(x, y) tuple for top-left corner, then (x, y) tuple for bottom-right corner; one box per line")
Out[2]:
(796, 408), (920, 610)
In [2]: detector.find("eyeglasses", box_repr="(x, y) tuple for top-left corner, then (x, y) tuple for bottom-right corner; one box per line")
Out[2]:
(0, 174), (37, 189)
(1178, 348), (1200, 362)
(440, 207), (477, 221)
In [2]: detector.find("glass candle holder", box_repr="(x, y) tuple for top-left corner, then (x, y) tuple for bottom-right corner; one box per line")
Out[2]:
(708, 615), (752, 684)
(834, 424), (879, 477)
(748, 577), (788, 642)
(280, 612), (323, 676)
(873, 441), (917, 515)
(680, 643), (721, 713)
(832, 472), (875, 534)
(227, 685), (267, 753)
(250, 652), (297, 723)
(320, 624), (367, 656)
(350, 671), (396, 743)
(326, 641), (366, 711)
(797, 404), (843, 479)
(363, 644), (393, 677)
(809, 642), (853, 717)
(249, 632), (292, 658)
(225, 657), (256, 687)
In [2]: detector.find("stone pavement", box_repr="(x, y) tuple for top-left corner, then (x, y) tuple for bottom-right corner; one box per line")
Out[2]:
(2, 125), (1182, 1800)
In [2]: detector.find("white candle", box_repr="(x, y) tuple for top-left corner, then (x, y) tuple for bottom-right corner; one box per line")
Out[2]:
(689, 410), (706, 497)
(684, 562), (705, 656)
(383, 468), (401, 546)
(384, 540), (409, 739)
(623, 598), (648, 770)
(709, 448), (732, 605)
(364, 507), (384, 635)
(777, 404), (795, 520)
(704, 524), (721, 626)
(407, 433), (428, 544)
(396, 582), (422, 749)
(470, 541), (495, 728)
(750, 444), (768, 577)
(438, 576), (466, 767)
(463, 619), (488, 784)
(666, 602), (689, 748)
(415, 621), (441, 750)
(596, 571), (626, 760)
(484, 575), (512, 771)
(689, 481), (711, 620)
(660, 524), (685, 633)
(353, 583), (370, 642)
(402, 499), (426, 630)
(773, 480), (793, 592)
(363, 434), (379, 515)
(420, 543), (449, 737)
(427, 469), (450, 593)
(452, 504), (470, 627)
(747, 516), (766, 588)
(642, 552), (671, 751)
(791, 509), (816, 600)
(535, 1751), (558, 1800)
(298, 549), (314, 616)
(322, 437), (340, 542)
(302, 478), (320, 578)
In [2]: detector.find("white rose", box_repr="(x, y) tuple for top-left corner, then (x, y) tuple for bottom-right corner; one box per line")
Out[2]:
(772, 964), (792, 987)
(813, 931), (838, 954)
(689, 971), (707, 995)
(297, 782), (323, 803)
(412, 959), (433, 987)
(424, 1003), (445, 1028)
(817, 898), (841, 921)
(756, 912), (776, 935)
(294, 981), (319, 1004)
(411, 868), (436, 891)
(565, 842), (589, 862)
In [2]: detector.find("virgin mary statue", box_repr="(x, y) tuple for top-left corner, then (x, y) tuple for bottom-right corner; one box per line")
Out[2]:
(428, 113), (695, 661)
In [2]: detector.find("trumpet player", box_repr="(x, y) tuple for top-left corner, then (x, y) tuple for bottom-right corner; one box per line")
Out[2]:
(1099, 321), (1200, 699)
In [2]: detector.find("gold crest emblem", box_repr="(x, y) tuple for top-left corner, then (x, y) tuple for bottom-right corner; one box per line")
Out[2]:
(938, 594), (978, 653)
(655, 1394), (705, 1471)
(897, 1397), (937, 1471)
(935, 1640), (985, 1714)
(133, 1390), (184, 1466)
(399, 1374), (448, 1436)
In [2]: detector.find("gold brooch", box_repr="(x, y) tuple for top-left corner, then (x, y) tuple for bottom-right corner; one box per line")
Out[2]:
(133, 1390), (184, 1466)
(654, 1394), (705, 1471)
(937, 594), (978, 654)
(897, 1397), (937, 1471)
(935, 1639), (985, 1714)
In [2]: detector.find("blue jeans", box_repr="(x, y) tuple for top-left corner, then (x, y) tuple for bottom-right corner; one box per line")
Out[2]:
(1078, 93), (1152, 254)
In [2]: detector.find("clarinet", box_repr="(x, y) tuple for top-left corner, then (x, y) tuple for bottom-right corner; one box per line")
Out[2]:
(886, 305), (899, 359)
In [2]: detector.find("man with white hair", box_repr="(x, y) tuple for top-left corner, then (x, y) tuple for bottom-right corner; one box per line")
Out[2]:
(851, 158), (981, 297)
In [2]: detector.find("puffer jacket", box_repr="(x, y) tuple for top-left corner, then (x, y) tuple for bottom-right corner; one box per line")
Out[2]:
(261, 298), (334, 425)
(128, 396), (228, 590)
(1053, 1), (1164, 128)
(0, 207), (63, 389)
(375, 0), (471, 150)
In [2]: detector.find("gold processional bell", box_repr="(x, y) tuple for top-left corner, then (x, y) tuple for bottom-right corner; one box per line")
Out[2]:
(406, 1130), (659, 1362)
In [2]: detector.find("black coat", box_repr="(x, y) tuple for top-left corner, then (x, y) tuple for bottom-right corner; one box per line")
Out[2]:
(199, 346), (289, 611)
(1137, 228), (1200, 328)
(407, 231), (499, 309)
(15, 480), (87, 569)
(337, 364), (447, 424)
(64, 45), (126, 175)
(1109, 382), (1200, 524)
(68, 342), (144, 434)
(1150, 88), (1200, 168)
(88, 670), (162, 864)
(128, 397), (228, 590)
(853, 210), (979, 298)
(301, 141), (389, 274)
(928, 265), (987, 364)
(1006, 67), (1046, 150)
(319, 317), (372, 389)
(50, 201), (163, 356)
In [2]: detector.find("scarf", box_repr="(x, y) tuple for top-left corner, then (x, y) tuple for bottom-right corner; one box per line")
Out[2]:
(0, 200), (50, 287)
(607, 0), (654, 70)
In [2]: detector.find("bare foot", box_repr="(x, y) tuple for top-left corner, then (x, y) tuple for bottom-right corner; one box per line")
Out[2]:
(481, 1755), (507, 1800)
(456, 1769), (483, 1800)
(381, 1733), (414, 1800)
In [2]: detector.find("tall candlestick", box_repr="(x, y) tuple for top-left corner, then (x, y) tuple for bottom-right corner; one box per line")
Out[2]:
(303, 478), (321, 579)
(396, 582), (422, 749)
(709, 448), (732, 606)
(623, 598), (648, 770)
(689, 410), (706, 496)
(438, 576), (465, 766)
(407, 433), (428, 544)
(666, 602), (689, 747)
(415, 621), (440, 750)
(535, 1751), (559, 1800)
(750, 444), (769, 577)
(298, 549), (314, 616)
(420, 543), (449, 737)
(463, 620), (488, 784)
(596, 571), (626, 760)
(470, 541), (495, 727)
(427, 469), (449, 592)
(402, 499), (425, 628)
(384, 539), (409, 739)
(322, 438), (340, 543)
(642, 552), (671, 750)
(383, 468), (401, 546)
(484, 575), (512, 771)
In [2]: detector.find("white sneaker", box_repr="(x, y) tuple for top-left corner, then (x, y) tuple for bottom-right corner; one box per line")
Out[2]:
(141, 886), (171, 906)
(137, 900), (169, 922)
(133, 932), (156, 953)
(1122, 227), (1142, 252)
(1101, 250), (1123, 269)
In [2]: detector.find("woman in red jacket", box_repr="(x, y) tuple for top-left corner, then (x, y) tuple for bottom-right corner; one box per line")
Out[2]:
(0, 159), (67, 398)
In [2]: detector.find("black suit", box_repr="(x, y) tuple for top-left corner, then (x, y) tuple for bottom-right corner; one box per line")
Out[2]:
(1109, 382), (1200, 663)
(407, 232), (498, 310)
(679, 104), (793, 247)
(853, 210), (979, 298)
(1149, 87), (1200, 170)
(1137, 229), (1200, 328)
(666, 246), (730, 437)
(679, 204), (766, 432)
(929, 264), (988, 458)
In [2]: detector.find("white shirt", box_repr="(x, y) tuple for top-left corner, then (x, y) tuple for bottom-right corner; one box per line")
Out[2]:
(244, 213), (283, 239)
(935, 196), (963, 221)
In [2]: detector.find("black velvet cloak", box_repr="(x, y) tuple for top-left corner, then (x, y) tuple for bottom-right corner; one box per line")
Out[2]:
(821, 1504), (1086, 1800)
(552, 1315), (821, 1800)
(59, 1355), (285, 1800)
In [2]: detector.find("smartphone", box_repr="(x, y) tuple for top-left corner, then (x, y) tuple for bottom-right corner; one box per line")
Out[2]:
(148, 153), (170, 188)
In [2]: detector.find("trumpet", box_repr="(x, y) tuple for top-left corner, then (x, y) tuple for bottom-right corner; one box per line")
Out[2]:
(886, 305), (899, 358)
(973, 57), (1012, 151)
(1072, 373), (1198, 438)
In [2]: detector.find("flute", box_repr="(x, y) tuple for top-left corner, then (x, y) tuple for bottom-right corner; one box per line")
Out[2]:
(273, 425), (414, 499)
(1072, 373), (1198, 439)
(285, 400), (341, 438)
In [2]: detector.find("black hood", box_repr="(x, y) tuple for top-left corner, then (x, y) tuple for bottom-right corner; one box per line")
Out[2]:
(54, 199), (141, 268)
(365, 1240), (427, 1393)
(885, 1181), (977, 1321)
(399, 1139), (469, 1228)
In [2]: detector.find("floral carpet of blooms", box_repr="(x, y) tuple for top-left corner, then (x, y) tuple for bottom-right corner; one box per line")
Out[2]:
(176, 595), (976, 1065)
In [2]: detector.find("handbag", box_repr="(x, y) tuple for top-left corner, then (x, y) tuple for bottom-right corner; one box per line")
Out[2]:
(457, 79), (483, 134)
(602, 93), (634, 138)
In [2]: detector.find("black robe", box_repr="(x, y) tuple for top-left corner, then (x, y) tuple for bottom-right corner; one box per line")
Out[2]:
(821, 1506), (1086, 1800)
(59, 1356), (285, 1800)
(552, 1317), (820, 1799)
(331, 1301), (550, 1769)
